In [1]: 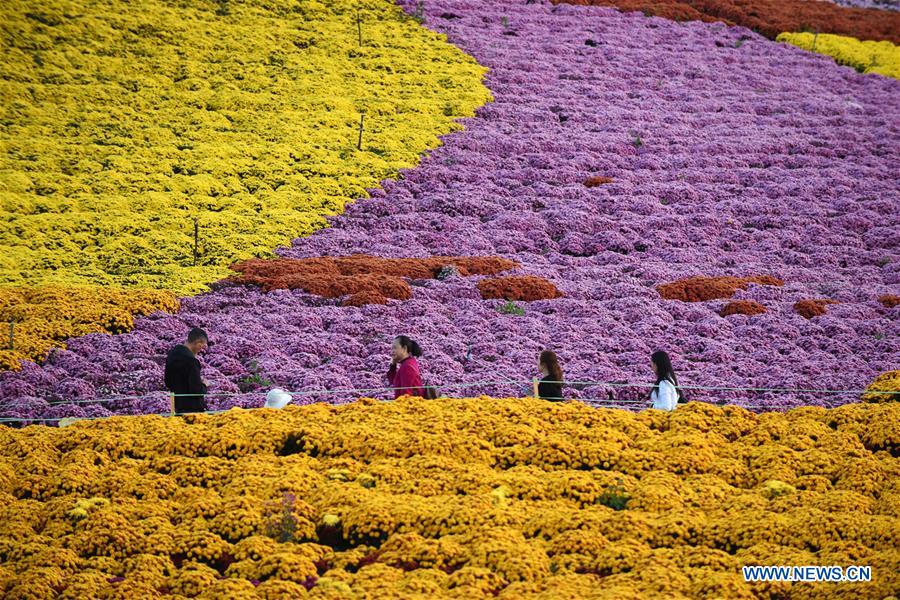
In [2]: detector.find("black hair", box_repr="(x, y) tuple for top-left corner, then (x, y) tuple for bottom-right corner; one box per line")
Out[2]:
(650, 350), (684, 401)
(187, 327), (208, 344)
(395, 335), (422, 358)
(539, 350), (563, 383)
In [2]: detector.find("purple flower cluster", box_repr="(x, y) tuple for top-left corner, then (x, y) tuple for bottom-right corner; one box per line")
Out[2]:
(1, 0), (898, 420)
(826, 0), (898, 11)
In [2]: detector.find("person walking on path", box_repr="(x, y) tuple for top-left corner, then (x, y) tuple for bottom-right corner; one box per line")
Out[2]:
(165, 327), (209, 414)
(650, 350), (682, 411)
(387, 335), (425, 399)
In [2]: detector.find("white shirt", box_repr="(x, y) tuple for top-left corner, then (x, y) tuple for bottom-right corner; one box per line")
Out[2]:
(651, 379), (678, 411)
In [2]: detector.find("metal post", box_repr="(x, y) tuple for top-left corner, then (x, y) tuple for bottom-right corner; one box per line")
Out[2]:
(7, 321), (13, 351)
(193, 218), (199, 266)
(357, 9), (362, 46)
(357, 114), (364, 150)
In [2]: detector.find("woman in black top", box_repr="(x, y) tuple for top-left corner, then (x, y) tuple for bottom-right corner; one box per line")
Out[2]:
(535, 350), (564, 401)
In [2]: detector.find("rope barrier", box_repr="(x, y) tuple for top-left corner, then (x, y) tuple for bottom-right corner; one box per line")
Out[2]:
(0, 380), (540, 410)
(562, 380), (894, 395)
(0, 396), (833, 425)
(0, 381), (889, 415)
(2, 397), (649, 424)
(0, 377), (890, 424)
(0, 390), (871, 422)
(0, 378), (889, 412)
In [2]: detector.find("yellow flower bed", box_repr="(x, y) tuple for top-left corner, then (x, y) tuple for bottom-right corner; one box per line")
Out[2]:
(0, 286), (179, 370)
(862, 370), (900, 403)
(778, 32), (900, 79)
(1, 398), (898, 598)
(0, 0), (491, 366)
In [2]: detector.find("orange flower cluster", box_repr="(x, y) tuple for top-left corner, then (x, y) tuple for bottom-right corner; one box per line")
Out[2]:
(879, 295), (900, 309)
(583, 176), (614, 187)
(1, 398), (897, 598)
(720, 300), (767, 317)
(228, 256), (518, 306)
(657, 275), (783, 303)
(0, 286), (178, 370)
(794, 299), (839, 319)
(477, 276), (564, 302)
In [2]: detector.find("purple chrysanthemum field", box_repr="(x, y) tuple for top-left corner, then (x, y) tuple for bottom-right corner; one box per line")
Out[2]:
(1, 0), (898, 421)
(828, 0), (898, 11)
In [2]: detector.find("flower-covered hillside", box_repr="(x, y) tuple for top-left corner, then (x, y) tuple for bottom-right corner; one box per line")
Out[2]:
(557, 0), (900, 81)
(0, 0), (491, 367)
(1, 0), (898, 419)
(555, 0), (900, 42)
(1, 399), (898, 598)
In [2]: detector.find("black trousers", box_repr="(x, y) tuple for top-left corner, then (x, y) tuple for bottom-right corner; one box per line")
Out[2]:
(174, 395), (206, 414)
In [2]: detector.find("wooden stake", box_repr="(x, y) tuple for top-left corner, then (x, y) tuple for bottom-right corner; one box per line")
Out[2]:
(192, 217), (200, 266)
(357, 114), (365, 150)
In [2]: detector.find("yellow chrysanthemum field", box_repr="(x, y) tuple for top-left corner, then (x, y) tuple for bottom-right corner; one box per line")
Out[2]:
(778, 32), (900, 80)
(1, 398), (898, 598)
(0, 0), (491, 367)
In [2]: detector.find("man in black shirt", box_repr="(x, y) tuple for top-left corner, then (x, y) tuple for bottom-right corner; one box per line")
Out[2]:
(164, 327), (209, 414)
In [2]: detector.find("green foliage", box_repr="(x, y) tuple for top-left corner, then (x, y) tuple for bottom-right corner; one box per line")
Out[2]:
(498, 300), (524, 316)
(598, 478), (630, 511)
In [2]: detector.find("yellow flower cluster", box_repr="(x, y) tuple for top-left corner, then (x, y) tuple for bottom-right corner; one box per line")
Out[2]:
(777, 32), (900, 79)
(862, 370), (900, 403)
(1, 399), (897, 598)
(0, 0), (491, 366)
(0, 286), (179, 369)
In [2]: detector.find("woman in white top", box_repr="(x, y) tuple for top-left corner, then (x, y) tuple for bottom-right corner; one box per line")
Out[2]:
(650, 350), (682, 411)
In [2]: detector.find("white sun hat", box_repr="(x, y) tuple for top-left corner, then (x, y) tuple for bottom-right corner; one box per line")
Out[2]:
(265, 388), (293, 409)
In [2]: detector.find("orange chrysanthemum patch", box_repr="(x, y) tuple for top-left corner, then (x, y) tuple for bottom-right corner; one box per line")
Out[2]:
(720, 300), (767, 317)
(229, 256), (518, 306)
(477, 276), (564, 302)
(878, 295), (899, 309)
(657, 276), (783, 303)
(584, 176), (614, 187)
(794, 299), (838, 319)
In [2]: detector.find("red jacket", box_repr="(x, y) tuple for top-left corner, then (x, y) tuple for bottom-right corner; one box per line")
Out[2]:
(387, 357), (424, 399)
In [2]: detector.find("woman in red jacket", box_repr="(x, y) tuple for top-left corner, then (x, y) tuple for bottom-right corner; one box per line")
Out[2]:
(387, 335), (425, 399)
